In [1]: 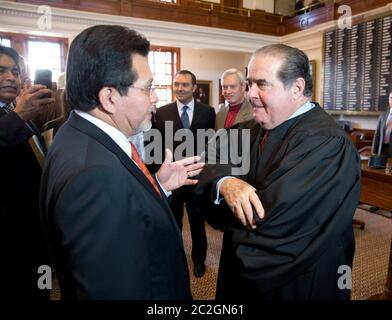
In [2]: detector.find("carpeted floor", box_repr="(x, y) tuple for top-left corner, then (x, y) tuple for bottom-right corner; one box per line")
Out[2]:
(50, 207), (391, 300)
(182, 207), (392, 300)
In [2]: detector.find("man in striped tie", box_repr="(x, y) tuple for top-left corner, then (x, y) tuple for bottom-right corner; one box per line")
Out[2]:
(0, 45), (54, 299)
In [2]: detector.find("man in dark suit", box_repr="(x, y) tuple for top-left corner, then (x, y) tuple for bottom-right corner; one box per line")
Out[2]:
(372, 91), (392, 156)
(0, 45), (54, 299)
(40, 26), (203, 299)
(155, 70), (216, 278)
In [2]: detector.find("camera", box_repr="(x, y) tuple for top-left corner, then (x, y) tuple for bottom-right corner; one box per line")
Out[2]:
(34, 69), (53, 98)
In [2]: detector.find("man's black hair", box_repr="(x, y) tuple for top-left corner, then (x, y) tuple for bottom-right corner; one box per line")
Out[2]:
(65, 25), (150, 111)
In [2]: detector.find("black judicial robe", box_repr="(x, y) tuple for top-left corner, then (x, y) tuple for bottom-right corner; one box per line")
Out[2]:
(196, 105), (361, 300)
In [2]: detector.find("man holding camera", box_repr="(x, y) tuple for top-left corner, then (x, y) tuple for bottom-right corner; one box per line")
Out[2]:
(0, 45), (54, 299)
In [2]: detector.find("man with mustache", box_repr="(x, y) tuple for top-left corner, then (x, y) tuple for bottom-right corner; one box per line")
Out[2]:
(40, 26), (203, 299)
(0, 45), (54, 299)
(197, 44), (361, 300)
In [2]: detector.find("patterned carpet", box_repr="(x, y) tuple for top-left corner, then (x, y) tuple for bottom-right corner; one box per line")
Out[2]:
(182, 207), (392, 300)
(50, 207), (391, 300)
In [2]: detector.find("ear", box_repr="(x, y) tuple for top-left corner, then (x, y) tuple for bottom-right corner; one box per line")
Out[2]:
(192, 84), (197, 93)
(291, 77), (306, 100)
(98, 87), (117, 114)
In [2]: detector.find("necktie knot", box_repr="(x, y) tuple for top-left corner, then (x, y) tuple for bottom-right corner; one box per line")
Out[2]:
(181, 105), (190, 129)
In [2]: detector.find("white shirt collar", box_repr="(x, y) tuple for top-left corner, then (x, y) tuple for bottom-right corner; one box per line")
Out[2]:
(287, 100), (315, 120)
(176, 99), (194, 114)
(74, 109), (132, 159)
(74, 109), (171, 197)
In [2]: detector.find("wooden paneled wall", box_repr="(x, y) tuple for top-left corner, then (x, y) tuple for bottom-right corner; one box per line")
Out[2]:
(16, 0), (391, 36)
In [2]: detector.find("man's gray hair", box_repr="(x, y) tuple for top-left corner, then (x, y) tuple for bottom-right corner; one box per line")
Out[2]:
(220, 68), (246, 86)
(252, 44), (313, 98)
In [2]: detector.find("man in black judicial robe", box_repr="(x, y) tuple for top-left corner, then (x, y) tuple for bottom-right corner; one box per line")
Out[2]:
(195, 44), (361, 300)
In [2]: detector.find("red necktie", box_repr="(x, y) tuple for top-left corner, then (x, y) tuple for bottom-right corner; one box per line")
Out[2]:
(130, 142), (161, 196)
(259, 130), (269, 153)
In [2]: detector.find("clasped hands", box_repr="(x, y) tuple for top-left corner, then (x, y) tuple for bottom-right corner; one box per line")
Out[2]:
(156, 149), (205, 192)
(220, 177), (265, 230)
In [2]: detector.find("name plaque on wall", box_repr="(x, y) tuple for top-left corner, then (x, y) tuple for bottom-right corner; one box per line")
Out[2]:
(322, 14), (391, 115)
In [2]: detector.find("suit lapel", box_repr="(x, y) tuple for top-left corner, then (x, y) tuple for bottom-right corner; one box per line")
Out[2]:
(68, 112), (167, 204)
(233, 100), (252, 127)
(190, 102), (202, 130)
(216, 107), (229, 129)
(168, 103), (184, 130)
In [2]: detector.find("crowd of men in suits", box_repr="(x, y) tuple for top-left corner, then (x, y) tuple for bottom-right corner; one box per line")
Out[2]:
(0, 23), (371, 300)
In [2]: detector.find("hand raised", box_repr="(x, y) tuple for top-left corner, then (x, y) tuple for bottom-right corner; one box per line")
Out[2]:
(156, 149), (205, 192)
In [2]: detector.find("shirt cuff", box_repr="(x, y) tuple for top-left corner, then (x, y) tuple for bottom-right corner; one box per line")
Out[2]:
(155, 174), (172, 198)
(214, 176), (233, 204)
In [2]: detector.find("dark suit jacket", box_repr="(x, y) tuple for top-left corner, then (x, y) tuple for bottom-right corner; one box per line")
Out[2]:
(0, 108), (50, 298)
(372, 108), (391, 155)
(40, 112), (191, 299)
(154, 101), (216, 162)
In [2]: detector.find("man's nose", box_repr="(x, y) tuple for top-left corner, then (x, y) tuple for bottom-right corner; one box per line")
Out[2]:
(4, 70), (17, 82)
(247, 83), (258, 99)
(150, 89), (159, 105)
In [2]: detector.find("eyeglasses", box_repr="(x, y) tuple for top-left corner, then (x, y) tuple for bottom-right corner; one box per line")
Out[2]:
(129, 84), (156, 95)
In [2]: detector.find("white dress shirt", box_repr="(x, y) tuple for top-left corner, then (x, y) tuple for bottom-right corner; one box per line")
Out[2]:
(75, 109), (171, 197)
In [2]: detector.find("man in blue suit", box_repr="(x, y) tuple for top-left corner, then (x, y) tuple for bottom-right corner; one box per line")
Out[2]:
(155, 70), (216, 278)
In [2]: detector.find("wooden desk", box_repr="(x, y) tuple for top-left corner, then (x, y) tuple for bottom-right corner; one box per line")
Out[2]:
(360, 161), (392, 211)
